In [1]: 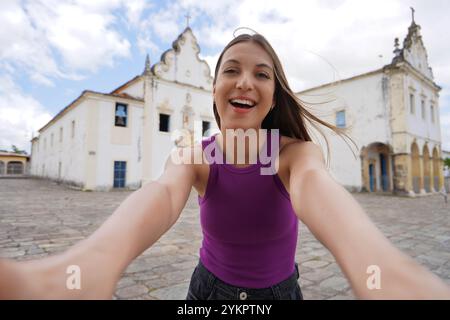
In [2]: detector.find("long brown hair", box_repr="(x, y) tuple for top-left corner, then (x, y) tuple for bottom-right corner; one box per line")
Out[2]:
(212, 33), (356, 164)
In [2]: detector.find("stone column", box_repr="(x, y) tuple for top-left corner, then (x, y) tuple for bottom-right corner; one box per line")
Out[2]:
(439, 158), (445, 190)
(393, 154), (413, 196)
(141, 75), (154, 186)
(360, 153), (369, 192)
(428, 157), (435, 192)
(418, 155), (425, 194)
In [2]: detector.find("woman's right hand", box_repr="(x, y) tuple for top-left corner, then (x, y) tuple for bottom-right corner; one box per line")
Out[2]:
(0, 243), (119, 300)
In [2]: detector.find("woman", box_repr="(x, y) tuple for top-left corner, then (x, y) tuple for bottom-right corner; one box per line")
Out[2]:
(1, 32), (449, 300)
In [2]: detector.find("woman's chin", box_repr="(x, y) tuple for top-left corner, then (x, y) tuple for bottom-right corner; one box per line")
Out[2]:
(222, 122), (261, 132)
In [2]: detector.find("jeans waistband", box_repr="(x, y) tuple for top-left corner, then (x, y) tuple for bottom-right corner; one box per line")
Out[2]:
(196, 259), (300, 298)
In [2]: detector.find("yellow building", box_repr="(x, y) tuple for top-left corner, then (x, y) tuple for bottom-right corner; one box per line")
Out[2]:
(0, 152), (29, 175)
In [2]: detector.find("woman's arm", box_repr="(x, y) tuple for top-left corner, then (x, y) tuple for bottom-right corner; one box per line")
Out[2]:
(288, 142), (450, 299)
(0, 147), (197, 299)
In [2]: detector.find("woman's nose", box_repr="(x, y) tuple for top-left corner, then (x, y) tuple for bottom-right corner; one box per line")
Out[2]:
(235, 72), (254, 91)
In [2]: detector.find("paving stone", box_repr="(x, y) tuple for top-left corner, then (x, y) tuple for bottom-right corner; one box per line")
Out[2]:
(145, 245), (179, 256)
(301, 270), (334, 283)
(148, 282), (190, 300)
(116, 277), (137, 289)
(115, 284), (149, 299)
(0, 250), (26, 258)
(319, 276), (350, 291)
(161, 269), (193, 283)
(301, 260), (330, 269)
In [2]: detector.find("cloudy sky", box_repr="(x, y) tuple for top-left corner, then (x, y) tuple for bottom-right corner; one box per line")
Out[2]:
(1, 0), (449, 153)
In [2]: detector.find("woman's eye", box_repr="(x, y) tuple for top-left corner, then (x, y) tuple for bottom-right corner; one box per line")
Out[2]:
(257, 73), (270, 79)
(224, 69), (237, 74)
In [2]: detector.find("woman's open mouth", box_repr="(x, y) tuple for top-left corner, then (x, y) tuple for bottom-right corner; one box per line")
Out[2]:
(229, 98), (256, 113)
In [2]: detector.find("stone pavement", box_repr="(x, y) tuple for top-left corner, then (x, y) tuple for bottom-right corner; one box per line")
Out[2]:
(0, 178), (449, 300)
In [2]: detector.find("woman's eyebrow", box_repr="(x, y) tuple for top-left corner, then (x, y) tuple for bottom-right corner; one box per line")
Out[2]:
(223, 59), (273, 70)
(256, 63), (273, 71)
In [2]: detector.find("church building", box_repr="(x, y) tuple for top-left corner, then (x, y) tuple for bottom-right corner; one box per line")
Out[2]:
(297, 16), (445, 196)
(30, 27), (217, 190)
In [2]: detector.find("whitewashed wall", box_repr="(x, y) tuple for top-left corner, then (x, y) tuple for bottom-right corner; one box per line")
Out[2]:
(120, 79), (144, 99)
(93, 96), (144, 190)
(298, 71), (389, 189)
(31, 100), (88, 187)
(404, 74), (441, 145)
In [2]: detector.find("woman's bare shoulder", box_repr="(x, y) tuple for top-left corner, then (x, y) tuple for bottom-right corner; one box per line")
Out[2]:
(280, 136), (325, 170)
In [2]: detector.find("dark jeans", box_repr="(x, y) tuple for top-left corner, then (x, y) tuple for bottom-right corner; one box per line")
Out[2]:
(186, 259), (303, 300)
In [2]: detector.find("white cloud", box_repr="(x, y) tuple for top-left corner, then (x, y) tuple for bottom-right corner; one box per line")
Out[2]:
(0, 75), (52, 153)
(25, 0), (131, 73)
(0, 0), (132, 84)
(123, 0), (152, 27)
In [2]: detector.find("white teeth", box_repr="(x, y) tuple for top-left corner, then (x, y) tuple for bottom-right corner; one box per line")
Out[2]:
(230, 99), (255, 106)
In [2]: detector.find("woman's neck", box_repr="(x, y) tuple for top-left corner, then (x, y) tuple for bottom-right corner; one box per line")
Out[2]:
(216, 128), (267, 166)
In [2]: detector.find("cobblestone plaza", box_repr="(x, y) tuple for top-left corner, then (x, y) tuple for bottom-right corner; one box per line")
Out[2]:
(1, 178), (449, 299)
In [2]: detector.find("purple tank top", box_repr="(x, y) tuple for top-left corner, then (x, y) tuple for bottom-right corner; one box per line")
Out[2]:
(198, 130), (299, 288)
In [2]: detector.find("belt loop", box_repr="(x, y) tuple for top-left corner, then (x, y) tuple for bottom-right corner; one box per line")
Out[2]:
(206, 268), (216, 290)
(271, 285), (281, 300)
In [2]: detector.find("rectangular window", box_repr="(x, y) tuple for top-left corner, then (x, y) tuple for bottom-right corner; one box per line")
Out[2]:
(113, 161), (126, 188)
(115, 103), (128, 127)
(159, 114), (170, 132)
(59, 127), (63, 142)
(410, 94), (415, 114)
(202, 121), (211, 137)
(71, 120), (75, 138)
(430, 105), (435, 123)
(51, 133), (54, 147)
(421, 100), (426, 119)
(336, 110), (346, 128)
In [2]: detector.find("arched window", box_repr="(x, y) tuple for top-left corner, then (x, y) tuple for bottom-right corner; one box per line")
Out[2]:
(7, 161), (24, 174)
(0, 161), (5, 175)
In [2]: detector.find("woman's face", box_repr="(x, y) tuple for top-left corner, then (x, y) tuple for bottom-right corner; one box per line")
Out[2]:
(214, 41), (276, 131)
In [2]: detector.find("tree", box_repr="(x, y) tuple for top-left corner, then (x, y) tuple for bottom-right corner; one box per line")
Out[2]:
(445, 158), (450, 170)
(10, 145), (27, 155)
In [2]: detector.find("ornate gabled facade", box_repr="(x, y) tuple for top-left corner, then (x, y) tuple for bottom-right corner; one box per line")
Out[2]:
(151, 27), (213, 89)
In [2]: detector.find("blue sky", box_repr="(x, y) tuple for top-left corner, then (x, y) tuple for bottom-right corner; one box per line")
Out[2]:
(1, 0), (449, 153)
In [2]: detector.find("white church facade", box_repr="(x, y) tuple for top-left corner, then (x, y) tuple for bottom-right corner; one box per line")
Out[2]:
(297, 18), (445, 195)
(30, 27), (217, 191)
(30, 20), (445, 195)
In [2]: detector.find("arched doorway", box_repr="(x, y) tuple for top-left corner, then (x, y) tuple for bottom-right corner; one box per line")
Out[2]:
(432, 147), (440, 191)
(7, 161), (24, 174)
(423, 145), (431, 192)
(411, 143), (421, 194)
(0, 161), (5, 175)
(361, 142), (392, 192)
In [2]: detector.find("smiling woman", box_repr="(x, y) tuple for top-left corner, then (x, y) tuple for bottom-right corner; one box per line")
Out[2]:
(1, 31), (450, 301)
